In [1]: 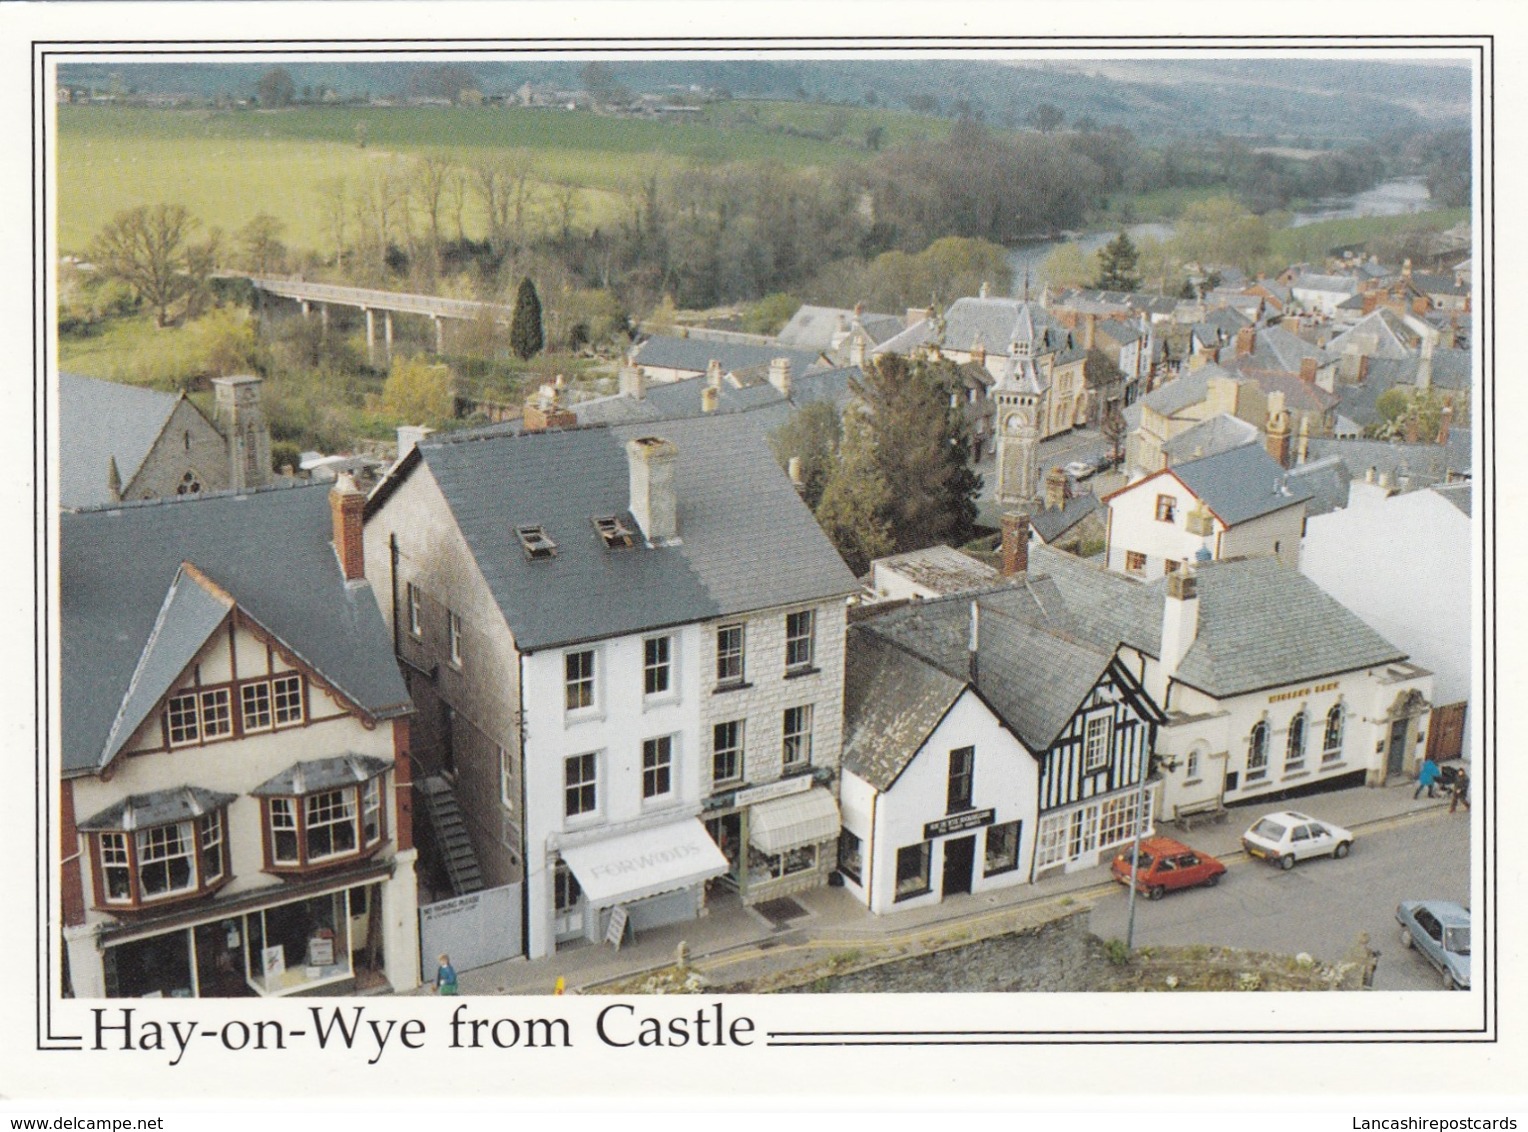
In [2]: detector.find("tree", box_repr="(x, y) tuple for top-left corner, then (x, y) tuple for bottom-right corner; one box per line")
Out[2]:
(238, 212), (287, 275)
(769, 400), (841, 512)
(88, 203), (201, 327)
(813, 406), (894, 576)
(743, 292), (800, 336)
(1092, 232), (1142, 292)
(510, 277), (545, 360)
(1028, 102), (1065, 133)
(1039, 242), (1092, 289)
(821, 354), (981, 564)
(1100, 401), (1128, 464)
(381, 355), (454, 425)
(1172, 196), (1273, 274)
(256, 68), (296, 108)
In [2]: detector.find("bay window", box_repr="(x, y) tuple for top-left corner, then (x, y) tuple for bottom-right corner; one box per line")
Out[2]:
(253, 756), (390, 873)
(82, 787), (235, 910)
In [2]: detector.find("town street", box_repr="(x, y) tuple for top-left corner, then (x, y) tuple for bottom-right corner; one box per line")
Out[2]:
(1087, 810), (1471, 991)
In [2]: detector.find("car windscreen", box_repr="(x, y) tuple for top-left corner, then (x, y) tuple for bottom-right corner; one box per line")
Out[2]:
(1250, 819), (1287, 841)
(1445, 926), (1470, 955)
(1121, 848), (1154, 868)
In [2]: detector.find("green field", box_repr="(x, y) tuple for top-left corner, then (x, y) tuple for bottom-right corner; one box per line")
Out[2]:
(1271, 207), (1470, 263)
(56, 104), (886, 254)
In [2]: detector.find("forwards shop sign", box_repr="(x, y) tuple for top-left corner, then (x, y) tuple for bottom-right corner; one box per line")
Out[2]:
(924, 809), (996, 840)
(561, 818), (729, 908)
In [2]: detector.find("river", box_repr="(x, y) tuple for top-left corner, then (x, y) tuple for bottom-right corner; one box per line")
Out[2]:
(1006, 176), (1436, 287)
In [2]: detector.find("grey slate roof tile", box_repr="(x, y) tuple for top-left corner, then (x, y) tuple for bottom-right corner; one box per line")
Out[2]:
(1170, 443), (1312, 526)
(62, 483), (412, 777)
(60, 372), (185, 509)
(842, 627), (966, 791)
(79, 786), (240, 832)
(410, 414), (858, 653)
(632, 335), (824, 377)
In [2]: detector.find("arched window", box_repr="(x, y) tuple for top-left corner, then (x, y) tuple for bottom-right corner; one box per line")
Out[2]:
(1286, 712), (1307, 772)
(1247, 721), (1269, 781)
(1323, 703), (1345, 763)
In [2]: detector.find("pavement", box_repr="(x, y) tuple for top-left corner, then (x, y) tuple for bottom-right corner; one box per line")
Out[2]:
(424, 776), (1463, 997)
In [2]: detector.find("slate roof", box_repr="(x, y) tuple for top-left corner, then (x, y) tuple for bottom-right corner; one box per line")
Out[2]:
(1431, 481), (1472, 517)
(251, 755), (392, 796)
(60, 372), (190, 509)
(1304, 433), (1472, 491)
(1243, 325), (1323, 372)
(573, 365), (857, 429)
(386, 414), (859, 652)
(79, 786), (239, 832)
(62, 483), (412, 777)
(1140, 364), (1241, 418)
(1284, 455), (1352, 517)
(1027, 545), (1407, 698)
(1222, 362), (1340, 416)
(874, 544), (998, 595)
(1161, 413), (1260, 465)
(1337, 350), (1472, 428)
(876, 298), (1080, 362)
(630, 335), (824, 377)
(1411, 272), (1469, 298)
(1326, 309), (1425, 360)
(841, 627), (968, 791)
(1292, 273), (1362, 296)
(1168, 443), (1313, 526)
(775, 305), (903, 350)
(1030, 491), (1101, 544)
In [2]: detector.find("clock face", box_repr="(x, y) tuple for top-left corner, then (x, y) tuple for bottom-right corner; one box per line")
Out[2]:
(1006, 413), (1022, 433)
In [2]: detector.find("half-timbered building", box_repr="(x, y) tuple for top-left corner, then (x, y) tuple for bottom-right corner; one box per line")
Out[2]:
(60, 479), (421, 998)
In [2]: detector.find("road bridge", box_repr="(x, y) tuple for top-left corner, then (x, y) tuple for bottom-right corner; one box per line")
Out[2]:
(240, 275), (515, 364)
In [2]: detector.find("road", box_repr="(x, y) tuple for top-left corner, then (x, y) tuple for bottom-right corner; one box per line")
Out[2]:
(1087, 811), (1470, 991)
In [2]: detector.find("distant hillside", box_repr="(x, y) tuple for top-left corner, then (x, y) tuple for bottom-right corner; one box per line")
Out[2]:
(57, 56), (1471, 142)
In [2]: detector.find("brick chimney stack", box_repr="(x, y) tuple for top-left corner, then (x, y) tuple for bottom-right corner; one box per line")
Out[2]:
(1236, 326), (1256, 357)
(619, 363), (648, 401)
(1045, 466), (1068, 511)
(1437, 403), (1454, 446)
(1300, 356), (1318, 384)
(627, 437), (679, 543)
(330, 473), (367, 581)
(1000, 512), (1030, 578)
(701, 385), (719, 413)
(1265, 391), (1291, 468)
(1160, 569), (1200, 690)
(706, 358), (723, 390)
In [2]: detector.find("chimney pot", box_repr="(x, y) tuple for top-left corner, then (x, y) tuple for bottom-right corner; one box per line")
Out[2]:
(330, 472), (367, 581)
(768, 357), (793, 398)
(1000, 512), (1030, 578)
(701, 385), (719, 413)
(788, 455), (804, 490)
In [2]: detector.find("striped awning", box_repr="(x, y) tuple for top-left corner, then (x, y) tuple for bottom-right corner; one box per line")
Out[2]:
(748, 787), (841, 855)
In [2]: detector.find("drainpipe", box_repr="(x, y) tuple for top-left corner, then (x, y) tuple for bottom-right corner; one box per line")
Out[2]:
(518, 652), (531, 962)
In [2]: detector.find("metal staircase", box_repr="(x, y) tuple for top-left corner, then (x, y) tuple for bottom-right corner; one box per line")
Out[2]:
(418, 776), (485, 896)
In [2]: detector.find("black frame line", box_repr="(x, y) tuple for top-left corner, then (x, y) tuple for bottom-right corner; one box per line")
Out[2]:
(31, 32), (1495, 1054)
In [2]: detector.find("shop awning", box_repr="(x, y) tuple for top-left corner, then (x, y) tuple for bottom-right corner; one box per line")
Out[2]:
(560, 818), (728, 908)
(748, 787), (841, 855)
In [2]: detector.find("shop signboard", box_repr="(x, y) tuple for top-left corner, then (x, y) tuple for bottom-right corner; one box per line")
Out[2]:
(924, 809), (996, 839)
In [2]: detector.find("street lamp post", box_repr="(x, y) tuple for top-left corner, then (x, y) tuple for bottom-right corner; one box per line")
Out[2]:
(1125, 746), (1177, 954)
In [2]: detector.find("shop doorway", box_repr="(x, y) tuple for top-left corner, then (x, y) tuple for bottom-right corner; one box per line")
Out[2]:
(942, 835), (975, 897)
(704, 813), (742, 895)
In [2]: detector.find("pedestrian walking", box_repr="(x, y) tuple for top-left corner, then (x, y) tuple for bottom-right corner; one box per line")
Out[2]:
(1414, 756), (1441, 800)
(434, 952), (459, 995)
(1449, 769), (1471, 813)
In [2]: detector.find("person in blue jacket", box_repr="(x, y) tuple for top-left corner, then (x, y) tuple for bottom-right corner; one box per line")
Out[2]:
(434, 953), (459, 995)
(1414, 756), (1441, 800)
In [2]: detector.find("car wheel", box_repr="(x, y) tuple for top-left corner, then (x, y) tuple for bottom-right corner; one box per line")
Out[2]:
(1147, 886), (1165, 901)
(1334, 841), (1351, 859)
(1443, 970), (1457, 991)
(1280, 854), (1295, 871)
(1400, 927), (1415, 949)
(1203, 874), (1220, 888)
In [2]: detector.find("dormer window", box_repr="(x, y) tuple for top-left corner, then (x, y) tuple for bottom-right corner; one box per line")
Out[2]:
(593, 515), (634, 549)
(516, 524), (557, 559)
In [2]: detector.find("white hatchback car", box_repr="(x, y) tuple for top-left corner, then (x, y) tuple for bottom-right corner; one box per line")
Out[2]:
(1241, 811), (1354, 870)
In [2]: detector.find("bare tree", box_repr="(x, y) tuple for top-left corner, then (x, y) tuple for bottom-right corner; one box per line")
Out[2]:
(316, 177), (349, 270)
(88, 203), (201, 327)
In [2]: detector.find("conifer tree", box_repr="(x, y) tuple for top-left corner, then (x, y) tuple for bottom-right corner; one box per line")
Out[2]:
(510, 276), (545, 360)
(1092, 231), (1142, 292)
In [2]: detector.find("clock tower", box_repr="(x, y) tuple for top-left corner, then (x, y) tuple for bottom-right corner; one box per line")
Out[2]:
(995, 353), (1046, 509)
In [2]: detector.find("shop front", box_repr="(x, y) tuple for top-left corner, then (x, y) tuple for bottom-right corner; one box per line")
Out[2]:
(99, 876), (390, 998)
(702, 776), (840, 905)
(555, 817), (728, 949)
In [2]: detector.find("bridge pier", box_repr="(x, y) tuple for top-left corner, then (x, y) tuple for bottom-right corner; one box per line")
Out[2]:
(301, 300), (311, 320)
(384, 311), (394, 361)
(433, 315), (444, 354)
(365, 308), (376, 366)
(320, 303), (329, 334)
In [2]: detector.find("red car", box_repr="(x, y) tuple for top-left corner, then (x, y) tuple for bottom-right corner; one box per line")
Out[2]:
(1111, 836), (1227, 900)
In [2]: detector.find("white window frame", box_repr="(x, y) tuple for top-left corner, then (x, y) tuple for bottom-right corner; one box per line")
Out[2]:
(983, 820), (1022, 877)
(166, 692), (201, 746)
(448, 610), (464, 669)
(200, 688), (233, 739)
(241, 681), (273, 732)
(712, 720), (744, 786)
(564, 649), (597, 713)
(783, 704), (814, 770)
(1035, 812), (1069, 870)
(1323, 703), (1345, 763)
(785, 609), (816, 672)
(642, 735), (675, 801)
(135, 821), (197, 900)
(1247, 721), (1270, 782)
(99, 831), (132, 905)
(272, 674), (304, 726)
(716, 623), (745, 686)
(199, 809), (226, 886)
(564, 752), (599, 819)
(1083, 715), (1112, 772)
(269, 797), (299, 865)
(1285, 711), (1307, 773)
(362, 777), (383, 844)
(407, 582), (423, 637)
(643, 635), (673, 698)
(304, 789), (359, 862)
(499, 745), (515, 811)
